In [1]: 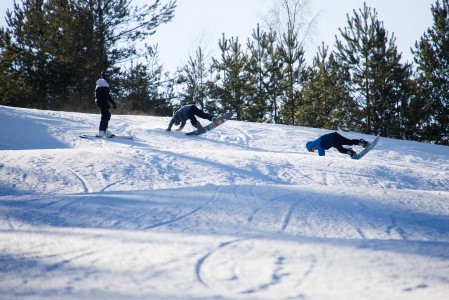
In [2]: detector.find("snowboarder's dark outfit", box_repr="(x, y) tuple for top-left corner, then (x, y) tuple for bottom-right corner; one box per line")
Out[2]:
(95, 71), (116, 134)
(166, 105), (214, 131)
(306, 132), (369, 157)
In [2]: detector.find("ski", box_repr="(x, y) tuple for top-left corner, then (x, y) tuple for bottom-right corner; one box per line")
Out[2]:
(79, 134), (133, 139)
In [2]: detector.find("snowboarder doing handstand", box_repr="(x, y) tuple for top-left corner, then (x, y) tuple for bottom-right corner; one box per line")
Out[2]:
(166, 104), (216, 132)
(306, 132), (369, 158)
(95, 71), (117, 137)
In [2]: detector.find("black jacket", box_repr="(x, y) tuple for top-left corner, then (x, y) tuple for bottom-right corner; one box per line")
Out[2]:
(95, 78), (116, 107)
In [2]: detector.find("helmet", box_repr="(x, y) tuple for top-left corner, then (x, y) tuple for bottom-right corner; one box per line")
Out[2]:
(101, 71), (111, 80)
(306, 141), (313, 152)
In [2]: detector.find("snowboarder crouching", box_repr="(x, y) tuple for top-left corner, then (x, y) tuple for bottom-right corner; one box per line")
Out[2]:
(306, 132), (369, 158)
(166, 105), (216, 131)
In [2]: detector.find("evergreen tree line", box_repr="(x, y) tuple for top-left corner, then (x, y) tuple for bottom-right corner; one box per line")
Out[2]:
(0, 0), (448, 145)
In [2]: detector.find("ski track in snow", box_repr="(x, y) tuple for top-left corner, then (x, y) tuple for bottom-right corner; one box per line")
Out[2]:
(1, 106), (449, 299)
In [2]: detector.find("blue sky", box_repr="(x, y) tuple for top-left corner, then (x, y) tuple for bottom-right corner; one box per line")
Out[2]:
(0, 0), (436, 72)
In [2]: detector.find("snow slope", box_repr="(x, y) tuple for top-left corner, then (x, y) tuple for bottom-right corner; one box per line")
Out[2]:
(0, 105), (448, 300)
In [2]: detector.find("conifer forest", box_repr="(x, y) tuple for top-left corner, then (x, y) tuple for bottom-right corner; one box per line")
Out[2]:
(1, 0), (448, 145)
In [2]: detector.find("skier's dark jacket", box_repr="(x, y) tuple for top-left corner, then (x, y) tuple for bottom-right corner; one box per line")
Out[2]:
(168, 105), (193, 129)
(95, 79), (116, 108)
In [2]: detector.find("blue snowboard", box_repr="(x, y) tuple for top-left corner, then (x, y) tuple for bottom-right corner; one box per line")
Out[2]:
(185, 113), (232, 136)
(351, 136), (380, 160)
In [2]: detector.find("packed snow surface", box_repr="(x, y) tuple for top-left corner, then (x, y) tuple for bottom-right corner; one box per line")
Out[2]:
(0, 105), (448, 299)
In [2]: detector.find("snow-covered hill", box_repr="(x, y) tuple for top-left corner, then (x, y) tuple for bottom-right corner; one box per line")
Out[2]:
(0, 105), (448, 300)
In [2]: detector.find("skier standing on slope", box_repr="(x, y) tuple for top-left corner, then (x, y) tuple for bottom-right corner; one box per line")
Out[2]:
(306, 132), (369, 158)
(166, 104), (216, 132)
(95, 71), (117, 137)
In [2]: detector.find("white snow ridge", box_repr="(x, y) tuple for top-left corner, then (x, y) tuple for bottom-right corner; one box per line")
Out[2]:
(0, 105), (448, 300)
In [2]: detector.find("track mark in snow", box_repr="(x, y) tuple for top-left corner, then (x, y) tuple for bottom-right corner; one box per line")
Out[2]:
(247, 192), (298, 223)
(356, 228), (366, 239)
(195, 237), (249, 288)
(280, 200), (302, 232)
(45, 250), (96, 272)
(231, 126), (252, 148)
(386, 215), (408, 240)
(143, 186), (222, 229)
(353, 199), (368, 239)
(241, 254), (316, 297)
(241, 255), (290, 295)
(232, 185), (257, 207)
(68, 169), (90, 193)
(403, 283), (429, 292)
(100, 181), (125, 192)
(295, 168), (323, 185)
(196, 237), (318, 297)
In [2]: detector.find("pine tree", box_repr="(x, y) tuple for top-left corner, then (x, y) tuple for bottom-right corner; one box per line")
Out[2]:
(0, 0), (176, 111)
(121, 62), (154, 112)
(335, 3), (413, 137)
(212, 34), (249, 119)
(120, 46), (170, 116)
(0, 0), (49, 108)
(412, 0), (449, 145)
(181, 46), (210, 110)
(278, 30), (306, 126)
(264, 0), (313, 125)
(300, 44), (357, 130)
(245, 24), (270, 122)
(264, 29), (284, 123)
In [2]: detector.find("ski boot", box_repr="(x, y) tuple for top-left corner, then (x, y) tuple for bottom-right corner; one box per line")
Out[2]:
(98, 130), (114, 137)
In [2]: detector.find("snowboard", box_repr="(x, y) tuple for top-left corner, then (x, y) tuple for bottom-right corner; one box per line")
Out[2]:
(79, 134), (134, 139)
(351, 136), (380, 160)
(185, 113), (232, 136)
